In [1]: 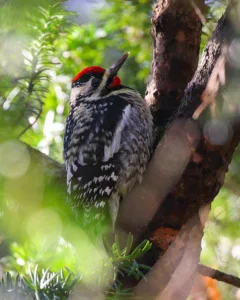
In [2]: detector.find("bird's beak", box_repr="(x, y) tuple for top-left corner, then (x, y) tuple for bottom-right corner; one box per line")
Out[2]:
(106, 52), (129, 77)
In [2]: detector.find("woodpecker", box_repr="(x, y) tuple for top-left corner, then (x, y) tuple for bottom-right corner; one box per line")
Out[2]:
(64, 53), (153, 235)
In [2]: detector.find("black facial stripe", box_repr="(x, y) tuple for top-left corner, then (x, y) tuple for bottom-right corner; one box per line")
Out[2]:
(75, 72), (104, 84)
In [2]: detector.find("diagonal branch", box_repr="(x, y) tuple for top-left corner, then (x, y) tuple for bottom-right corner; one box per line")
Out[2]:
(192, 45), (228, 120)
(198, 264), (240, 289)
(134, 215), (204, 299)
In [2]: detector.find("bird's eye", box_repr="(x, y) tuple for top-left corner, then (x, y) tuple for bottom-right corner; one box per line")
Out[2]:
(91, 77), (101, 88)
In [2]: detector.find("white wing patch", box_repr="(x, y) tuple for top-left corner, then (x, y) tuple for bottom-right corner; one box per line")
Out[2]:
(103, 104), (131, 162)
(108, 193), (120, 231)
(66, 164), (73, 194)
(78, 148), (86, 165)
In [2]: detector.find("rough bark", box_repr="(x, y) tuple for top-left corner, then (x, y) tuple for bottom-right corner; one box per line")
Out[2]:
(145, 0), (203, 127)
(117, 0), (203, 239)
(146, 4), (239, 252)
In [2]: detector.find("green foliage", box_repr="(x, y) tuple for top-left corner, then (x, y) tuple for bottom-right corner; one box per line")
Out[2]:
(201, 0), (228, 52)
(0, 267), (77, 299)
(17, 4), (71, 138)
(99, 0), (153, 93)
(0, 237), (151, 299)
(110, 234), (151, 281)
(0, 0), (57, 35)
(0, 3), (71, 141)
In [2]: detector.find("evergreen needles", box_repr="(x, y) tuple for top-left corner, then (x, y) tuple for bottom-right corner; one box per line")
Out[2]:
(0, 235), (151, 299)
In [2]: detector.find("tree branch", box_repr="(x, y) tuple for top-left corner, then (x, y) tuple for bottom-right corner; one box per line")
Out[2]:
(118, 0), (239, 246)
(198, 264), (240, 289)
(119, 0), (240, 297)
(147, 2), (239, 248)
(145, 0), (203, 127)
(134, 215), (204, 299)
(24, 143), (65, 184)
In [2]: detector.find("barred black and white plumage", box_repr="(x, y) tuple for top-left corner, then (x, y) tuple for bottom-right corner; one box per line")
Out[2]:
(64, 53), (153, 234)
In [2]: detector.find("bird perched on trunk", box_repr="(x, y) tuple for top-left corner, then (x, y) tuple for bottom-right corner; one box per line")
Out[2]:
(64, 53), (152, 236)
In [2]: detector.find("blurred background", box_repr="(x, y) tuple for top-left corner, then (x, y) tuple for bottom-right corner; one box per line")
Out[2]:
(0, 0), (239, 299)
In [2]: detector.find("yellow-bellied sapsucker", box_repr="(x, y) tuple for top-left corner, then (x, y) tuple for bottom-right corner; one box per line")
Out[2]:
(64, 53), (153, 234)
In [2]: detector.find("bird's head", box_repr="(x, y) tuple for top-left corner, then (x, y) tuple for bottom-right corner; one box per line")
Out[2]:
(70, 53), (129, 104)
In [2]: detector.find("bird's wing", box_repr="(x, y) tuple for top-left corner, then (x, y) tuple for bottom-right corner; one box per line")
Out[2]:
(64, 97), (132, 211)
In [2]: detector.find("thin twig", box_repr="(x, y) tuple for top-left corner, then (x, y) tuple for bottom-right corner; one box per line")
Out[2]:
(193, 45), (228, 120)
(189, 0), (206, 24)
(198, 264), (240, 288)
(18, 94), (43, 138)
